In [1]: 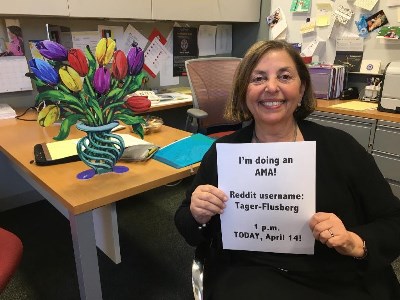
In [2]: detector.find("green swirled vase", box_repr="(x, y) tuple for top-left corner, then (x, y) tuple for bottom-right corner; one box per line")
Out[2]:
(76, 122), (128, 179)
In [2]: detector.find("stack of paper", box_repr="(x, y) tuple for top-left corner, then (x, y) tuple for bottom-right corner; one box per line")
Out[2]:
(0, 103), (17, 119)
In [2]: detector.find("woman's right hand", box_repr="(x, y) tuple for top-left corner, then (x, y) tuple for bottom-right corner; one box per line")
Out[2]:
(190, 184), (228, 225)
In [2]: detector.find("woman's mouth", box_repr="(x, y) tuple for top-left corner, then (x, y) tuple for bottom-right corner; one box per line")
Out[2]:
(259, 100), (285, 107)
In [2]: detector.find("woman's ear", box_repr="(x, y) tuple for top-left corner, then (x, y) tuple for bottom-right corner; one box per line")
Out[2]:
(300, 84), (305, 100)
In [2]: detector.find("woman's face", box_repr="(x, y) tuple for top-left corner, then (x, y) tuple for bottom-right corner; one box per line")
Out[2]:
(7, 30), (16, 40)
(246, 49), (305, 126)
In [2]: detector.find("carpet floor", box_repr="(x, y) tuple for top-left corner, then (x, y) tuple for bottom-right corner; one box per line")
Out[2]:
(1, 175), (399, 299)
(0, 177), (195, 300)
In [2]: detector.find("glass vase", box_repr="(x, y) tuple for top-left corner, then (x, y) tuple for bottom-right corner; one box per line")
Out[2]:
(76, 121), (128, 179)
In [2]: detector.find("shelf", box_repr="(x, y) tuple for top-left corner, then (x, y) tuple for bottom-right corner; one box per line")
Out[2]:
(348, 72), (383, 76)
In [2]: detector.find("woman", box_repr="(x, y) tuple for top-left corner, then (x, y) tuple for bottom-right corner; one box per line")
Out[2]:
(0, 26), (24, 56)
(175, 40), (400, 299)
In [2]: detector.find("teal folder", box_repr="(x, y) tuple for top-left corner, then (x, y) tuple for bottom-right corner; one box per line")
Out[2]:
(153, 133), (215, 168)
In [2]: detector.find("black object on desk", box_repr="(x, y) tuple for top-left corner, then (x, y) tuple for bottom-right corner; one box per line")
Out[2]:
(33, 143), (79, 166)
(340, 87), (359, 100)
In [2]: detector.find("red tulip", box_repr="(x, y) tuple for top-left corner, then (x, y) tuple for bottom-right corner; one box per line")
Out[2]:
(68, 49), (89, 77)
(112, 50), (128, 80)
(125, 96), (151, 112)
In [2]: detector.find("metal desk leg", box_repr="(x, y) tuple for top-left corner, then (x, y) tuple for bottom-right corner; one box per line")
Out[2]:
(93, 203), (121, 264)
(69, 211), (103, 300)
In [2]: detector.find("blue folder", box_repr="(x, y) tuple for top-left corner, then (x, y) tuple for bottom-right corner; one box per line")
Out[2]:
(153, 133), (215, 168)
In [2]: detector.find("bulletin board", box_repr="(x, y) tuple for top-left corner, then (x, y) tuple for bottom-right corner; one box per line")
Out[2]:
(268, 0), (400, 70)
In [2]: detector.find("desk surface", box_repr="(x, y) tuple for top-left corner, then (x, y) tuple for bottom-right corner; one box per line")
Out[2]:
(0, 114), (197, 215)
(148, 97), (192, 112)
(316, 99), (400, 123)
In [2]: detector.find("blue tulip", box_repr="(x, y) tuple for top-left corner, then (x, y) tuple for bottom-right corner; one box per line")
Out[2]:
(93, 67), (111, 94)
(36, 40), (68, 61)
(127, 46), (144, 76)
(29, 59), (60, 85)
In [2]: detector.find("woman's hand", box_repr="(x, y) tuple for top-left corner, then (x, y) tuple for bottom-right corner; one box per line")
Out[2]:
(190, 184), (228, 225)
(309, 212), (365, 258)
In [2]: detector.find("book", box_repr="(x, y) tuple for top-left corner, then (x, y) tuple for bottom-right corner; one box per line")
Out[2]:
(153, 133), (215, 169)
(334, 51), (363, 72)
(360, 60), (381, 74)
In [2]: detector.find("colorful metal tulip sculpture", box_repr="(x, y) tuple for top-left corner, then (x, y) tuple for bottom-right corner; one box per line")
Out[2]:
(27, 38), (150, 179)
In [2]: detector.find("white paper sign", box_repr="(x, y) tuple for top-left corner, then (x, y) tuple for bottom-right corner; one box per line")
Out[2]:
(0, 56), (32, 93)
(198, 25), (216, 56)
(120, 24), (148, 54)
(143, 38), (169, 78)
(217, 142), (316, 255)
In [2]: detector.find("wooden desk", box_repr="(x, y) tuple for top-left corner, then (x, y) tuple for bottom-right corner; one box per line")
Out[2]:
(148, 97), (192, 113)
(316, 99), (400, 123)
(0, 114), (198, 300)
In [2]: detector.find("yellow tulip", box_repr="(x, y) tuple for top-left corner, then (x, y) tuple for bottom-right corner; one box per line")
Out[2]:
(95, 37), (116, 65)
(59, 66), (83, 92)
(37, 105), (60, 127)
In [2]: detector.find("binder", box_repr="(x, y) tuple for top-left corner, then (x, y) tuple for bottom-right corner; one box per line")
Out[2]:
(308, 64), (346, 99)
(153, 133), (215, 168)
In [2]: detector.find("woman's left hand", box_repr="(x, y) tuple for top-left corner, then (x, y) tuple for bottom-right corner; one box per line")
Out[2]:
(309, 212), (365, 257)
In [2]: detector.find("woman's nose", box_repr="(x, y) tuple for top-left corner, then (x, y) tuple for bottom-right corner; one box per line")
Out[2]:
(264, 78), (279, 93)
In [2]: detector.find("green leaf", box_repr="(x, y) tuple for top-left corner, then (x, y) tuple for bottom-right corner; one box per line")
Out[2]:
(87, 98), (104, 124)
(26, 73), (47, 87)
(85, 46), (97, 82)
(104, 101), (125, 112)
(131, 123), (145, 139)
(114, 113), (145, 125)
(35, 90), (84, 110)
(105, 87), (123, 102)
(53, 114), (85, 141)
(114, 113), (145, 139)
(126, 72), (146, 94)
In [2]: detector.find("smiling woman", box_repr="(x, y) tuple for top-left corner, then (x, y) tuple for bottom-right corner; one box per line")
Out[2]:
(174, 40), (400, 300)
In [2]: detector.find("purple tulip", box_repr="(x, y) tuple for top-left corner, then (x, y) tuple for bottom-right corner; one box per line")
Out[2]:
(36, 40), (68, 61)
(29, 58), (59, 85)
(93, 67), (111, 94)
(127, 46), (144, 76)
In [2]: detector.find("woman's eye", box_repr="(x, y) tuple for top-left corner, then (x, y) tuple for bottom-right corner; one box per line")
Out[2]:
(250, 75), (266, 84)
(278, 74), (293, 82)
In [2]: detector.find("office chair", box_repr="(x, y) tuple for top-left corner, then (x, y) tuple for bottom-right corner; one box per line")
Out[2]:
(192, 242), (209, 300)
(0, 227), (23, 293)
(185, 57), (243, 138)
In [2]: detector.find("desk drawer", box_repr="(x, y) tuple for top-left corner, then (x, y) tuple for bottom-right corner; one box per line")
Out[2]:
(372, 151), (400, 182)
(374, 122), (400, 155)
(308, 113), (374, 150)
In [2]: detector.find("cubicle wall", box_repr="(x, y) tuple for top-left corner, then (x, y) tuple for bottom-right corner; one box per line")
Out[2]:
(0, 13), (264, 207)
(0, 16), (265, 109)
(269, 0), (400, 68)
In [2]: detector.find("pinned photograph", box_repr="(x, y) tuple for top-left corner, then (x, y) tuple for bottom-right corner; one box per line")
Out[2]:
(266, 8), (282, 29)
(377, 26), (400, 39)
(267, 8), (288, 40)
(366, 10), (388, 32)
(0, 19), (25, 57)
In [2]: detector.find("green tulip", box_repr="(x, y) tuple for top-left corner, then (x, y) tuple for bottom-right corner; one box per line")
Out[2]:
(59, 66), (83, 92)
(95, 38), (116, 66)
(37, 105), (60, 127)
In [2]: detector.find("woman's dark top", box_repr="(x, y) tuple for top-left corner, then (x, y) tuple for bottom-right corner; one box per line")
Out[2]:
(175, 120), (400, 299)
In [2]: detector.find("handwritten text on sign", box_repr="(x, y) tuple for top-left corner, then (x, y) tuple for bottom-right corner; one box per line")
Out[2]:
(217, 142), (316, 255)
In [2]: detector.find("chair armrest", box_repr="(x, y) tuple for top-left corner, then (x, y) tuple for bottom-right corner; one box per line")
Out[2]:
(187, 108), (208, 119)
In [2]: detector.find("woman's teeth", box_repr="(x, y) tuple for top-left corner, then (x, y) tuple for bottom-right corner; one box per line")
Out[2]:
(262, 101), (283, 106)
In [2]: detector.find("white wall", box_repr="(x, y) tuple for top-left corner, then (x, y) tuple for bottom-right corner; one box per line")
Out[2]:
(269, 0), (400, 70)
